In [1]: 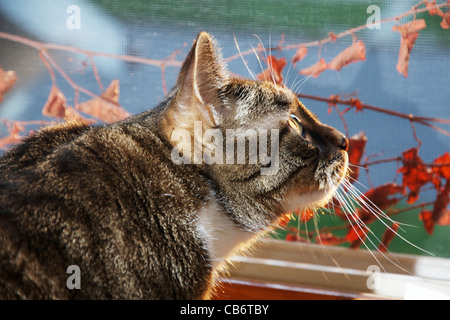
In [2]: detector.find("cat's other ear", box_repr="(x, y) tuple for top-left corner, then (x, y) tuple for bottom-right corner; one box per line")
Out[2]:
(174, 32), (228, 126)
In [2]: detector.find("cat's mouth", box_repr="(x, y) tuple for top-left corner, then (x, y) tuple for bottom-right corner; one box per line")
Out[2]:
(314, 151), (349, 202)
(315, 153), (349, 190)
(282, 151), (348, 212)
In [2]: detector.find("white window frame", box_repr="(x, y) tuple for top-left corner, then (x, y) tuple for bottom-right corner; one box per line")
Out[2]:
(223, 239), (450, 300)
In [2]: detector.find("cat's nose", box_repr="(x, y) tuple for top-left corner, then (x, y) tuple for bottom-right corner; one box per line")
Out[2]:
(327, 126), (348, 151)
(338, 136), (349, 151)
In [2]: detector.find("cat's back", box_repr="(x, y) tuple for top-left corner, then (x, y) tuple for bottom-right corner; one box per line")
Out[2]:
(0, 113), (212, 299)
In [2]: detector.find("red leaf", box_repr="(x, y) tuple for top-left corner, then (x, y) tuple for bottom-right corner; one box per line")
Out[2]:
(327, 40), (366, 71)
(346, 132), (367, 182)
(0, 67), (17, 102)
(285, 233), (308, 242)
(76, 80), (131, 123)
(378, 223), (400, 253)
(291, 46), (308, 65)
(346, 224), (368, 248)
(437, 209), (450, 226)
(393, 19), (426, 77)
(351, 98), (363, 113)
(327, 94), (339, 114)
(297, 208), (314, 223)
(398, 148), (434, 204)
(420, 210), (435, 235)
(433, 180), (450, 223)
(277, 213), (292, 228)
(419, 180), (450, 235)
(299, 58), (327, 78)
(363, 183), (405, 213)
(432, 152), (450, 180)
(257, 55), (287, 84)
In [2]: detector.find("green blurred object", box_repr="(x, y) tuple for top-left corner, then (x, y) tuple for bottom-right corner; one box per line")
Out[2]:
(91, 0), (384, 36)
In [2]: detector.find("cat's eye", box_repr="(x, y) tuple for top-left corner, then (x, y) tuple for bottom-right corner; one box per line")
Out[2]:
(288, 114), (303, 136)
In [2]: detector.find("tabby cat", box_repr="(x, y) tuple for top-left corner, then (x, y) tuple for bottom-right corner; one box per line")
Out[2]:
(0, 32), (348, 299)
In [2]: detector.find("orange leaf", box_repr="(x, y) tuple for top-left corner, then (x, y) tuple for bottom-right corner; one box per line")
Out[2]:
(327, 40), (366, 71)
(327, 94), (339, 114)
(64, 106), (96, 124)
(393, 19), (427, 36)
(0, 122), (24, 149)
(0, 67), (17, 102)
(291, 46), (308, 65)
(299, 58), (327, 78)
(42, 85), (67, 119)
(441, 12), (450, 29)
(328, 32), (337, 42)
(425, 1), (445, 16)
(76, 80), (131, 123)
(393, 19), (426, 77)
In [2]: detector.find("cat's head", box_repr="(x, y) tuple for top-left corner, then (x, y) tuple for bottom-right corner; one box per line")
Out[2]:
(162, 32), (348, 228)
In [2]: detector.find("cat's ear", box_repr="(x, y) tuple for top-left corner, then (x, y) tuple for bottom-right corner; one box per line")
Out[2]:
(174, 32), (228, 127)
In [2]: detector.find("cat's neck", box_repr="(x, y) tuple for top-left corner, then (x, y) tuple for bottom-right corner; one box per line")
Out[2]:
(196, 195), (260, 271)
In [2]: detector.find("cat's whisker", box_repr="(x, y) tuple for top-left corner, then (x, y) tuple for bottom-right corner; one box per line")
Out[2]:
(337, 177), (434, 258)
(335, 188), (415, 273)
(333, 189), (387, 272)
(252, 34), (275, 85)
(233, 34), (256, 80)
(347, 163), (367, 170)
(268, 31), (277, 85)
(344, 174), (369, 191)
(292, 73), (313, 95)
(340, 177), (412, 229)
(338, 189), (422, 274)
(284, 60), (294, 88)
(251, 45), (265, 75)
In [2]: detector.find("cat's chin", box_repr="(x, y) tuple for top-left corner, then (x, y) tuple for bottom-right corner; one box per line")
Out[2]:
(282, 187), (336, 213)
(282, 154), (348, 213)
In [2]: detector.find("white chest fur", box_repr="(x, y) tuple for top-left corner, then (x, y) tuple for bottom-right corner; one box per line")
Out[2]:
(196, 198), (257, 270)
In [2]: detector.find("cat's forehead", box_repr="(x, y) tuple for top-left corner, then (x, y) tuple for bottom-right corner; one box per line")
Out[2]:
(224, 78), (296, 107)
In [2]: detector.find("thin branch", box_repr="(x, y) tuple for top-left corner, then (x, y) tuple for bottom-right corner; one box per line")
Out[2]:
(0, 32), (183, 69)
(296, 93), (450, 136)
